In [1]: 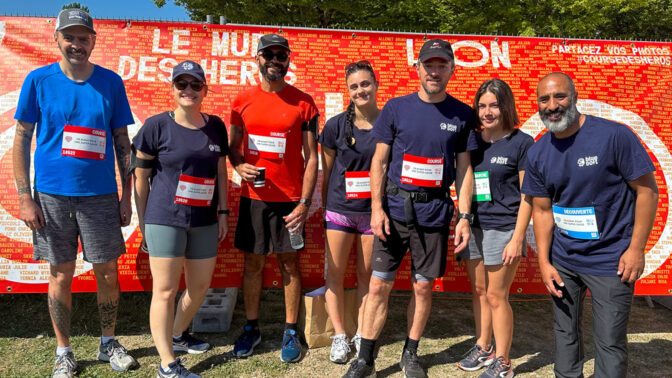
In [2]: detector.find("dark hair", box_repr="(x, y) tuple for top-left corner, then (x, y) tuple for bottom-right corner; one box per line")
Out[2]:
(344, 61), (377, 147)
(473, 79), (519, 130)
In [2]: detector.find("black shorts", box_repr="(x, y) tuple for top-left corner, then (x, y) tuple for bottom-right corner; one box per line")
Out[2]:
(234, 197), (302, 254)
(371, 218), (448, 279)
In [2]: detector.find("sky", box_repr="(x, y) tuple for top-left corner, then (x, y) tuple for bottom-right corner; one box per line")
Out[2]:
(0, 0), (191, 21)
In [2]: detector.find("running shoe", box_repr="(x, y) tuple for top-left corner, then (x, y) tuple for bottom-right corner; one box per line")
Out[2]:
(233, 325), (261, 358)
(342, 358), (376, 378)
(479, 356), (514, 378)
(399, 349), (427, 378)
(173, 331), (210, 354)
(280, 328), (302, 362)
(157, 358), (200, 378)
(457, 344), (495, 371)
(98, 339), (139, 371)
(51, 352), (76, 378)
(330, 333), (351, 364)
(351, 333), (362, 355)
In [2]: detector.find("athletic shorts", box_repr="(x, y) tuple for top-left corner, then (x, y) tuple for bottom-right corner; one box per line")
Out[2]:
(145, 223), (219, 259)
(234, 196), (302, 255)
(460, 227), (527, 265)
(325, 210), (372, 235)
(371, 218), (448, 280)
(33, 191), (125, 266)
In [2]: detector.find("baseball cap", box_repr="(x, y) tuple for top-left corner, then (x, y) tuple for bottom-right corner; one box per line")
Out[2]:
(172, 60), (206, 82)
(418, 39), (454, 63)
(257, 34), (291, 52)
(55, 8), (96, 34)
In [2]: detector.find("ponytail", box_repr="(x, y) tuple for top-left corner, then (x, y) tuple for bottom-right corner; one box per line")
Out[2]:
(344, 101), (356, 147)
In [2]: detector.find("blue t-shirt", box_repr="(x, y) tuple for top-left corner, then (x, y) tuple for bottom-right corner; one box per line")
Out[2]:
(372, 92), (475, 227)
(14, 63), (134, 196)
(522, 115), (655, 276)
(133, 112), (229, 228)
(319, 112), (377, 214)
(470, 129), (534, 230)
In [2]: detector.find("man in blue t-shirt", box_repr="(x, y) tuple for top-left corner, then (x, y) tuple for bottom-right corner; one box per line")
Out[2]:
(345, 39), (475, 378)
(12, 8), (138, 377)
(522, 72), (658, 378)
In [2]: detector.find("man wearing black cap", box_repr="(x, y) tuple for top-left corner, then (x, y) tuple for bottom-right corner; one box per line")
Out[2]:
(229, 33), (319, 363)
(12, 7), (137, 378)
(344, 39), (475, 378)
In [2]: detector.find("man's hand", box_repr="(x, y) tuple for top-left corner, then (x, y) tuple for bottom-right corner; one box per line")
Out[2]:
(370, 207), (390, 241)
(218, 215), (229, 242)
(453, 218), (470, 253)
(283, 202), (308, 232)
(119, 195), (132, 227)
(19, 197), (45, 230)
(617, 247), (645, 283)
(235, 163), (259, 181)
(539, 261), (564, 297)
(501, 237), (524, 265)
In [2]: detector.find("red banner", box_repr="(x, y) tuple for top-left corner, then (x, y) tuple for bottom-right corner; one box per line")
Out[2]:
(0, 17), (669, 295)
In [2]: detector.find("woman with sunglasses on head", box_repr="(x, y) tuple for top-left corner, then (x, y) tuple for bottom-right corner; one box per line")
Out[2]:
(456, 79), (534, 378)
(133, 60), (229, 378)
(319, 60), (380, 364)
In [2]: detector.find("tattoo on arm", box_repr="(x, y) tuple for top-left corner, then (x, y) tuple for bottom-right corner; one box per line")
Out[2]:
(13, 122), (36, 198)
(48, 295), (71, 339)
(113, 128), (132, 190)
(98, 298), (119, 332)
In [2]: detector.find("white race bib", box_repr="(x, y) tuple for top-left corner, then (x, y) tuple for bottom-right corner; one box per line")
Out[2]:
(400, 154), (443, 187)
(61, 125), (106, 160)
(473, 171), (491, 201)
(345, 171), (371, 199)
(553, 205), (599, 240)
(248, 131), (286, 159)
(174, 174), (215, 207)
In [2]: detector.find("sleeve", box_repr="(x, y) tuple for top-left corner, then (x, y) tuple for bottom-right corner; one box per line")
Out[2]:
(456, 111), (477, 153)
(615, 124), (655, 182)
(517, 133), (535, 171)
(110, 75), (134, 129)
(229, 94), (244, 127)
(14, 71), (40, 124)
(303, 95), (320, 122)
(371, 101), (396, 145)
(132, 117), (159, 156)
(318, 114), (340, 150)
(520, 147), (550, 197)
(217, 117), (230, 157)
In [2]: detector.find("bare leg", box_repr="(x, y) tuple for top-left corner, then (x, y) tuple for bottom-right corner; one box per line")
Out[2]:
(92, 260), (121, 338)
(361, 276), (394, 340)
(48, 261), (77, 348)
(149, 256), (183, 368)
(466, 259), (492, 347)
(277, 252), (302, 323)
(324, 230), (356, 335)
(406, 279), (433, 341)
(355, 234), (374, 336)
(243, 253), (266, 320)
(173, 257), (217, 335)
(485, 260), (520, 361)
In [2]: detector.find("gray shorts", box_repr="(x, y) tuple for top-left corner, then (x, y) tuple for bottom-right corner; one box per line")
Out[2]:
(33, 191), (125, 265)
(460, 227), (527, 266)
(145, 223), (219, 259)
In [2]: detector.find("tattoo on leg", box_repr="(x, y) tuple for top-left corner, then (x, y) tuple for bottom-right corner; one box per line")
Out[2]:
(98, 298), (120, 332)
(48, 295), (71, 339)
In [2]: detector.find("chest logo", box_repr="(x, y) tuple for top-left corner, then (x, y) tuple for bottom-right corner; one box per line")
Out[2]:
(577, 156), (598, 167)
(490, 156), (508, 165)
(209, 144), (221, 152)
(440, 122), (457, 132)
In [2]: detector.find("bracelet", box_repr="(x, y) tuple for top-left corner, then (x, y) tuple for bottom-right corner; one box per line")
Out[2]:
(218, 209), (230, 215)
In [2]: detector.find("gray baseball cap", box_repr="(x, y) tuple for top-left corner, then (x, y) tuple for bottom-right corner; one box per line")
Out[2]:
(55, 8), (96, 34)
(257, 34), (291, 52)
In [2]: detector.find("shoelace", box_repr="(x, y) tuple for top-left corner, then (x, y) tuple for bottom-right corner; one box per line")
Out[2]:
(104, 340), (128, 356)
(405, 350), (422, 368)
(283, 332), (298, 348)
(331, 335), (351, 354)
(487, 358), (509, 375)
(54, 354), (75, 373)
(237, 329), (258, 346)
(464, 345), (486, 361)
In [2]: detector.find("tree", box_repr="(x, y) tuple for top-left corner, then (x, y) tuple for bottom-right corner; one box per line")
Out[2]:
(153, 0), (672, 40)
(62, 2), (90, 14)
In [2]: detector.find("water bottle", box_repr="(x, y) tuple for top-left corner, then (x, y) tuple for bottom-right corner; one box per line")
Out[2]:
(289, 229), (304, 250)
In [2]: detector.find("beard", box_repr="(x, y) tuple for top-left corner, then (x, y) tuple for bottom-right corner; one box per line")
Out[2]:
(420, 79), (446, 95)
(260, 62), (288, 82)
(540, 103), (578, 133)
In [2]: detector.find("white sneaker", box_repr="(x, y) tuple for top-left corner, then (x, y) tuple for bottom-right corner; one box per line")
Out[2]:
(329, 334), (351, 364)
(351, 334), (362, 355)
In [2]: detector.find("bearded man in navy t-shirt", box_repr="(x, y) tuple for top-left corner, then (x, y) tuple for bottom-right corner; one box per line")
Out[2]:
(522, 72), (658, 378)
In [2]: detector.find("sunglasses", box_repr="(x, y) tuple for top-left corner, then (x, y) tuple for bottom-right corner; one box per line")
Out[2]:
(345, 60), (373, 72)
(173, 79), (205, 91)
(259, 50), (290, 62)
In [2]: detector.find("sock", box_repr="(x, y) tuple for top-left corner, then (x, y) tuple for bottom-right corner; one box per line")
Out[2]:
(101, 336), (114, 345)
(246, 318), (259, 330)
(172, 332), (184, 340)
(358, 337), (376, 366)
(285, 322), (297, 331)
(56, 346), (71, 356)
(405, 337), (419, 353)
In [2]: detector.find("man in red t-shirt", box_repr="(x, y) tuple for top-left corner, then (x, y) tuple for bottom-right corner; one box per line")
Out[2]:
(229, 33), (319, 363)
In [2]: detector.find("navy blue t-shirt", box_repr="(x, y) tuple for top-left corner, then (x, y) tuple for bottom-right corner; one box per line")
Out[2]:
(372, 92), (475, 227)
(133, 112), (229, 228)
(470, 129), (534, 230)
(522, 115), (655, 276)
(319, 112), (377, 214)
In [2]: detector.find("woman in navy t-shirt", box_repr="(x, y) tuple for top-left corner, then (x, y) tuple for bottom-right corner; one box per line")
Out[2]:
(133, 61), (229, 377)
(457, 79), (534, 377)
(318, 61), (379, 364)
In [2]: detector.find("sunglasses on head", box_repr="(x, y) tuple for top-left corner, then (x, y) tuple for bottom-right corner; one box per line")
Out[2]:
(173, 79), (205, 91)
(345, 60), (373, 73)
(259, 50), (290, 62)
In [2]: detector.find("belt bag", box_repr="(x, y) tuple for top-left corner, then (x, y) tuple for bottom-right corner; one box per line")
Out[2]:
(385, 180), (449, 227)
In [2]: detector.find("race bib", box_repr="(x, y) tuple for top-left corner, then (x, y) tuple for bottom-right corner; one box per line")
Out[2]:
(61, 125), (106, 160)
(400, 154), (443, 187)
(248, 131), (286, 159)
(345, 171), (371, 199)
(174, 174), (215, 207)
(552, 205), (599, 240)
(473, 171), (491, 201)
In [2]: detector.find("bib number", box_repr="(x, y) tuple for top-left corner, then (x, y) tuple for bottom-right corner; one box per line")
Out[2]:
(400, 154), (443, 187)
(473, 171), (491, 201)
(61, 125), (106, 160)
(248, 132), (286, 159)
(552, 205), (599, 240)
(175, 174), (215, 207)
(345, 171), (371, 199)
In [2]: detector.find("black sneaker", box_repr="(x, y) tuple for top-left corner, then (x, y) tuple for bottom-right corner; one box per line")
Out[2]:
(173, 331), (210, 354)
(233, 325), (262, 358)
(399, 349), (427, 378)
(342, 358), (376, 378)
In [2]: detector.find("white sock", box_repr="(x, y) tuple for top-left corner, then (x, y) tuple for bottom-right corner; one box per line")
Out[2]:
(56, 346), (71, 356)
(101, 336), (114, 344)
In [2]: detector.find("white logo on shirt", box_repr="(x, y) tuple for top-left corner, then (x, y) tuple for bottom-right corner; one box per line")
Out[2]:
(440, 122), (457, 132)
(578, 156), (598, 167)
(209, 144), (221, 152)
(490, 156), (508, 165)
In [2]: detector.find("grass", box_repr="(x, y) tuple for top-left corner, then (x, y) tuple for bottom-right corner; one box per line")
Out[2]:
(0, 290), (670, 377)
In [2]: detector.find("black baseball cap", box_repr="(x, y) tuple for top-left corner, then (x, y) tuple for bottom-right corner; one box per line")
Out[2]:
(418, 39), (454, 63)
(172, 60), (205, 82)
(257, 33), (291, 52)
(55, 8), (96, 34)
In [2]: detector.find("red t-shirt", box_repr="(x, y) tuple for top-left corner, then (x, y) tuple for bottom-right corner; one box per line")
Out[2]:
(230, 84), (319, 202)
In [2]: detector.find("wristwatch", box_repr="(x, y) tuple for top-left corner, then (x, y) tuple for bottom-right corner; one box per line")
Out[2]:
(299, 198), (312, 207)
(218, 209), (230, 215)
(457, 213), (474, 224)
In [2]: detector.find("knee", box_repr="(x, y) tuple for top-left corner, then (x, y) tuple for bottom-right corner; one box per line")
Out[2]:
(355, 265), (372, 287)
(368, 277), (393, 298)
(244, 256), (265, 277)
(413, 280), (433, 298)
(485, 291), (505, 310)
(93, 264), (119, 286)
(472, 281), (487, 298)
(50, 272), (74, 288)
(278, 255), (300, 276)
(153, 286), (179, 303)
